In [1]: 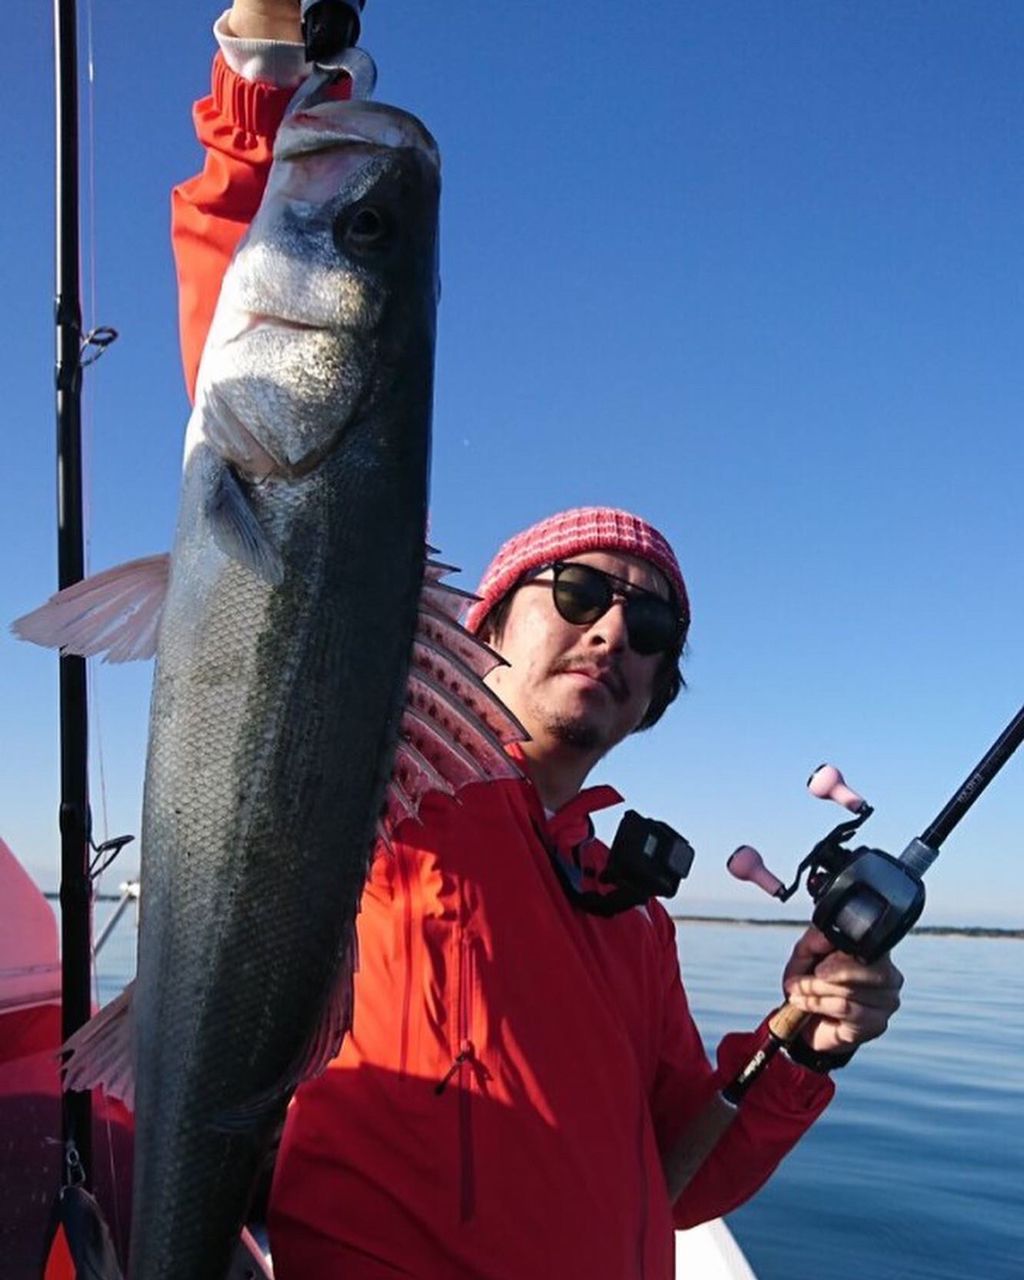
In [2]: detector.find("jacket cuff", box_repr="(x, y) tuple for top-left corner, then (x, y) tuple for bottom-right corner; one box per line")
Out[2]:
(214, 10), (311, 87)
(207, 51), (296, 144)
(715, 1022), (835, 1117)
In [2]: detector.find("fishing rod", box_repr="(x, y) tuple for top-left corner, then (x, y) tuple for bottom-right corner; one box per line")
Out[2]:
(53, 0), (93, 1190)
(664, 701), (1024, 1199)
(51, 0), (124, 1197)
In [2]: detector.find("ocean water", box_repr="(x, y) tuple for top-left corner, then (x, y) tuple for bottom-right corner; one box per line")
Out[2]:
(92, 904), (1022, 1279)
(678, 921), (1024, 1280)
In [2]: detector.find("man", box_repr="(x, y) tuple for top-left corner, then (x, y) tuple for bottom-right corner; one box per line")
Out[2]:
(171, 8), (903, 1277)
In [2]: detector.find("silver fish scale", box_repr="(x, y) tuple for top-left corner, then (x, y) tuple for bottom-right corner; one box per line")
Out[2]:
(125, 122), (439, 1280)
(218, 328), (371, 475)
(133, 441), (428, 1279)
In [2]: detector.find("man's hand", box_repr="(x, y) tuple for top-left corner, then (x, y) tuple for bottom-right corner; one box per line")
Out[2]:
(782, 926), (904, 1056)
(228, 0), (303, 43)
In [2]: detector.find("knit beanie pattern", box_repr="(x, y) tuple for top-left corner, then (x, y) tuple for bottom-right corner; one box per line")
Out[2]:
(464, 507), (689, 635)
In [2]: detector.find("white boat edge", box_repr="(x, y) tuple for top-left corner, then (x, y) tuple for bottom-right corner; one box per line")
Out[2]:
(676, 1218), (758, 1279)
(230, 1219), (759, 1279)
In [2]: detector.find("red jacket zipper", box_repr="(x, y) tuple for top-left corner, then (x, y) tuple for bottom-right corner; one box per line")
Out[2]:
(434, 933), (478, 1222)
(396, 849), (414, 1080)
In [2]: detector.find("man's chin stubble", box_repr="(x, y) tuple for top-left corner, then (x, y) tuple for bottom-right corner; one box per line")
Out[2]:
(545, 713), (604, 753)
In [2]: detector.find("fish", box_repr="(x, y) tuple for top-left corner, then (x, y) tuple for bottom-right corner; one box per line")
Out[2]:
(15, 97), (522, 1280)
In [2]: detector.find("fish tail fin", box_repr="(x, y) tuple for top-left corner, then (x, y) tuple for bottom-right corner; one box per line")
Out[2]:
(44, 1186), (124, 1280)
(12, 555), (170, 663)
(61, 982), (136, 1111)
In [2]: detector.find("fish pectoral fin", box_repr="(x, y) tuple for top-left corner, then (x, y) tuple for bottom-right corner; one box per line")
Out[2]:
(11, 554), (170, 662)
(215, 936), (356, 1133)
(61, 982), (136, 1110)
(207, 461), (284, 586)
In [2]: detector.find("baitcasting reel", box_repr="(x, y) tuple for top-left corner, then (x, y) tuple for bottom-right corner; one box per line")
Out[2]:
(726, 704), (1024, 960)
(728, 766), (927, 964)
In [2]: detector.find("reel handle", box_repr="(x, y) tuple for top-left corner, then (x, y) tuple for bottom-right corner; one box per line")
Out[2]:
(727, 845), (786, 899)
(807, 764), (871, 815)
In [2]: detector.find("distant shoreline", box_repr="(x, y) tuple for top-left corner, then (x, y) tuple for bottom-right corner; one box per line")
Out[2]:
(49, 894), (1021, 940)
(671, 914), (1023, 941)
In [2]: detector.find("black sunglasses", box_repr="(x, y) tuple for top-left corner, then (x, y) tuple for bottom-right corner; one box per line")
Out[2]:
(525, 562), (684, 656)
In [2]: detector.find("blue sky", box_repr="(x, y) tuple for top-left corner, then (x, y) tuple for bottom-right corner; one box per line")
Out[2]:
(2, 2), (1021, 926)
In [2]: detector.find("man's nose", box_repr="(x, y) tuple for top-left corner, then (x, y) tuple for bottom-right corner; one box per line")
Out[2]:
(587, 599), (629, 650)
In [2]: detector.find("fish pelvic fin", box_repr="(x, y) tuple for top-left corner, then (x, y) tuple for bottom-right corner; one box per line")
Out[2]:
(380, 551), (527, 840)
(206, 457), (284, 586)
(11, 555), (170, 663)
(61, 983), (135, 1111)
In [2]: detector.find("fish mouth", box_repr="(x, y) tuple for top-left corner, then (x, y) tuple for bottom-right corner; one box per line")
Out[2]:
(242, 314), (327, 336)
(217, 313), (332, 361)
(276, 99), (441, 173)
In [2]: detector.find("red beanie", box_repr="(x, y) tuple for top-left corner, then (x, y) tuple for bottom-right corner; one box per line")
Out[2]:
(464, 507), (690, 635)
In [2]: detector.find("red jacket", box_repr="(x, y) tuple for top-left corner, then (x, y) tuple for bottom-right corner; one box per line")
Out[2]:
(171, 56), (833, 1280)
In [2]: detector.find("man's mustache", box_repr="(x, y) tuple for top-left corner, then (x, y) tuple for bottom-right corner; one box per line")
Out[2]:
(550, 655), (630, 703)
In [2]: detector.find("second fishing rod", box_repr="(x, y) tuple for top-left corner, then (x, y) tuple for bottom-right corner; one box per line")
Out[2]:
(664, 700), (1024, 1199)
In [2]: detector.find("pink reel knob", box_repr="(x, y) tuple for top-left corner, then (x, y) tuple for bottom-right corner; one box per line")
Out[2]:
(727, 845), (786, 899)
(807, 764), (869, 815)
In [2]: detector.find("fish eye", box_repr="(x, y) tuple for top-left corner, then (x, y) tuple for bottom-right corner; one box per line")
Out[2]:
(342, 205), (391, 250)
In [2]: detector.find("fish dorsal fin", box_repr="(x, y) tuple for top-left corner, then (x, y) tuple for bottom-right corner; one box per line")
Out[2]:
(406, 667), (518, 769)
(416, 601), (508, 680)
(392, 734), (455, 800)
(412, 636), (523, 744)
(11, 555), (170, 662)
(381, 550), (527, 839)
(61, 982), (136, 1110)
(419, 574), (477, 620)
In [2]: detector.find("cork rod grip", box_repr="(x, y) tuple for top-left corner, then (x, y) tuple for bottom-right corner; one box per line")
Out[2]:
(768, 1001), (812, 1043)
